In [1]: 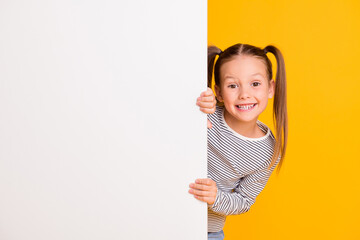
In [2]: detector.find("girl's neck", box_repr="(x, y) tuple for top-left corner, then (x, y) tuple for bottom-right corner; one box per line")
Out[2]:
(223, 109), (265, 138)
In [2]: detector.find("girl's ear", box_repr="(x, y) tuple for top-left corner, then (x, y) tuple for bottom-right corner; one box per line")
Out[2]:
(268, 79), (275, 99)
(214, 85), (223, 102)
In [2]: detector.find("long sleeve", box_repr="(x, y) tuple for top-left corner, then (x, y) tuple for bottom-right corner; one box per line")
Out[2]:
(207, 105), (281, 232)
(208, 158), (279, 216)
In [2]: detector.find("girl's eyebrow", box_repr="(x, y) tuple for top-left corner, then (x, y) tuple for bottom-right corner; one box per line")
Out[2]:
(223, 75), (235, 79)
(251, 73), (265, 78)
(224, 73), (265, 79)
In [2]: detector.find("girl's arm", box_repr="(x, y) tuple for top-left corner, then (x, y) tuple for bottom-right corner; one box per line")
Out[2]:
(189, 157), (280, 216)
(208, 158), (280, 216)
(196, 87), (216, 128)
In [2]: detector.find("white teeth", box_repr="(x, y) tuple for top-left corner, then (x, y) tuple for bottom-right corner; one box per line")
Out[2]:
(237, 104), (255, 110)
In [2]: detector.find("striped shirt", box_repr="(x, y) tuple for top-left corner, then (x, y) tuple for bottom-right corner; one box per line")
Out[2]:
(207, 106), (280, 232)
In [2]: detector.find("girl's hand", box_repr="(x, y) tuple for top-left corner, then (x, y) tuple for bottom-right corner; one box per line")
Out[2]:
(188, 178), (218, 205)
(196, 87), (216, 128)
(196, 87), (216, 114)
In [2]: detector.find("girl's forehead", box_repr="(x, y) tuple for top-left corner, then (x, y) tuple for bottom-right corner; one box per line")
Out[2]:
(220, 55), (267, 79)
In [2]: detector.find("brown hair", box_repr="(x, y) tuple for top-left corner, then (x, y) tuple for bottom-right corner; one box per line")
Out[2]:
(208, 44), (288, 173)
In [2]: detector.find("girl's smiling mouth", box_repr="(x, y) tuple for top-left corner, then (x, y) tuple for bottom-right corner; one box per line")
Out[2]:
(236, 103), (257, 111)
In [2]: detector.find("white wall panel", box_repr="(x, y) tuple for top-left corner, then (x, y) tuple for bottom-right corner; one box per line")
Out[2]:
(0, 0), (207, 239)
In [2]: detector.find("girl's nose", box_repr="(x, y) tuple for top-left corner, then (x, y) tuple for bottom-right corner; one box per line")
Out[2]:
(238, 87), (251, 99)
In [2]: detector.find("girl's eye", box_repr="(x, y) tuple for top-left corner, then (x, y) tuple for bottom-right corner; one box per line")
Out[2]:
(228, 84), (238, 88)
(251, 82), (261, 87)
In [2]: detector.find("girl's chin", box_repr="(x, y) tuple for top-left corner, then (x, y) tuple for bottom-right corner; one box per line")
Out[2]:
(225, 110), (260, 124)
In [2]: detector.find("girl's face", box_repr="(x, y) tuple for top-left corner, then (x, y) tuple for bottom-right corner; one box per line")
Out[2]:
(215, 55), (275, 126)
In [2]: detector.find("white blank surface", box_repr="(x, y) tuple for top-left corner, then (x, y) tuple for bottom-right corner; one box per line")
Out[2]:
(0, 0), (207, 239)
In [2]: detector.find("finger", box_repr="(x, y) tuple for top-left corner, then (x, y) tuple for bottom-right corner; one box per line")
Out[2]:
(194, 195), (215, 205)
(195, 178), (215, 186)
(194, 195), (206, 203)
(197, 95), (215, 103)
(189, 189), (214, 197)
(207, 119), (212, 129)
(201, 88), (214, 97)
(197, 101), (215, 109)
(199, 108), (215, 114)
(189, 183), (211, 191)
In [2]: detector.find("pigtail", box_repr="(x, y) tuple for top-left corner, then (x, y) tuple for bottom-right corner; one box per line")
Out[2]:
(208, 46), (222, 88)
(264, 45), (288, 173)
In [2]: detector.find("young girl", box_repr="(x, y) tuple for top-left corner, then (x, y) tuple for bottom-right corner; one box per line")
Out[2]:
(188, 43), (288, 240)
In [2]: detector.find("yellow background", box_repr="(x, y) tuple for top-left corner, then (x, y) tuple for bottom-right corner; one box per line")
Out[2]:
(208, 0), (360, 239)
